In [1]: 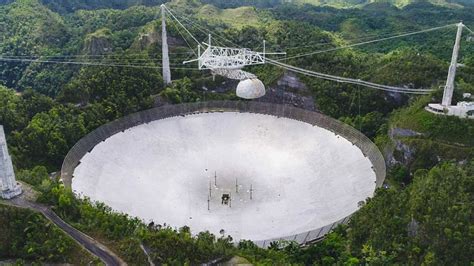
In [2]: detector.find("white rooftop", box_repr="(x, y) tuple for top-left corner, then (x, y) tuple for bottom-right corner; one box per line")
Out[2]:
(426, 102), (474, 119)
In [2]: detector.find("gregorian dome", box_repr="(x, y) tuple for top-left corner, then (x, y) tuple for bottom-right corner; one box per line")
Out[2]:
(236, 79), (266, 99)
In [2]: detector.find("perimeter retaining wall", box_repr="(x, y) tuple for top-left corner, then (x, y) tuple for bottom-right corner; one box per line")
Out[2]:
(61, 101), (386, 247)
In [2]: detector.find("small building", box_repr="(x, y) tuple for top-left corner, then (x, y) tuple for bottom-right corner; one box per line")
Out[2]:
(0, 125), (22, 199)
(425, 102), (474, 119)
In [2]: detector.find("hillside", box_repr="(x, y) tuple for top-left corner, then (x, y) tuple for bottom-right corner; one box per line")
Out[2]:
(3, 0), (470, 12)
(0, 203), (98, 264)
(197, 5), (261, 27)
(385, 97), (474, 176)
(288, 0), (466, 8)
(0, 0), (473, 264)
(201, 0), (472, 8)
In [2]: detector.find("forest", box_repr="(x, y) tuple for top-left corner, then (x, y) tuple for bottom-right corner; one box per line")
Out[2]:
(0, 0), (473, 264)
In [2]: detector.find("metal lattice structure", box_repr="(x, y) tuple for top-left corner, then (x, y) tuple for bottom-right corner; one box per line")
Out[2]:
(61, 101), (386, 247)
(211, 68), (256, 80)
(198, 45), (265, 71)
(182, 36), (269, 81)
(162, 6), (468, 96)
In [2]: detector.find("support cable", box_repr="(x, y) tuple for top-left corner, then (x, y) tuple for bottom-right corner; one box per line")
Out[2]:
(269, 24), (454, 51)
(276, 24), (457, 61)
(170, 12), (227, 47)
(0, 57), (199, 70)
(464, 24), (474, 34)
(0, 57), (191, 66)
(162, 5), (200, 46)
(162, 6), (233, 48)
(267, 58), (432, 94)
(358, 86), (361, 131)
(168, 16), (198, 56)
(165, 6), (241, 48)
(173, 14), (227, 47)
(0, 52), (193, 59)
(348, 87), (358, 112)
(0, 55), (192, 65)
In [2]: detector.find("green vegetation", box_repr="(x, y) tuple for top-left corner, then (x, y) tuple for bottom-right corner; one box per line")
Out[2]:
(235, 161), (474, 265)
(345, 161), (473, 265)
(197, 5), (262, 28)
(0, 204), (98, 264)
(39, 0), (165, 13)
(35, 181), (236, 264)
(392, 97), (474, 146)
(11, 159), (472, 264)
(387, 96), (474, 173)
(0, 0), (473, 264)
(290, 0), (465, 8)
(201, 0), (472, 9)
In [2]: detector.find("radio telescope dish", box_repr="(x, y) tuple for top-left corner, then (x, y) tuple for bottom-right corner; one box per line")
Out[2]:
(236, 79), (265, 99)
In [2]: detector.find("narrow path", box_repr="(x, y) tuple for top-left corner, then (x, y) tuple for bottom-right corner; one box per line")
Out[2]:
(7, 197), (125, 266)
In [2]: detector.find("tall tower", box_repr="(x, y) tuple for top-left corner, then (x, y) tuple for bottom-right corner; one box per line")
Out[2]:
(161, 4), (172, 86)
(442, 22), (464, 106)
(0, 125), (22, 199)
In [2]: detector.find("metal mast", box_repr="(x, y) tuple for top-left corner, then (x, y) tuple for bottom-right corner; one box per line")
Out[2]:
(161, 4), (171, 85)
(442, 22), (464, 106)
(0, 125), (21, 199)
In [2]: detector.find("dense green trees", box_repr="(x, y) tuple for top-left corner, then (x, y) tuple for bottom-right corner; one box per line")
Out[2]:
(159, 77), (199, 103)
(0, 86), (27, 133)
(16, 166), (50, 187)
(0, 0), (71, 91)
(0, 0), (473, 264)
(0, 205), (97, 264)
(60, 60), (162, 118)
(347, 161), (474, 265)
(11, 105), (87, 170)
(32, 180), (235, 264)
(0, 85), (56, 135)
(237, 161), (473, 265)
(39, 0), (165, 13)
(392, 97), (474, 146)
(25, 147), (461, 265)
(341, 111), (385, 139)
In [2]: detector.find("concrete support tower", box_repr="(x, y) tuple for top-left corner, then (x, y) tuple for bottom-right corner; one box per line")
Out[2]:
(442, 22), (464, 106)
(161, 4), (172, 86)
(0, 125), (21, 199)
